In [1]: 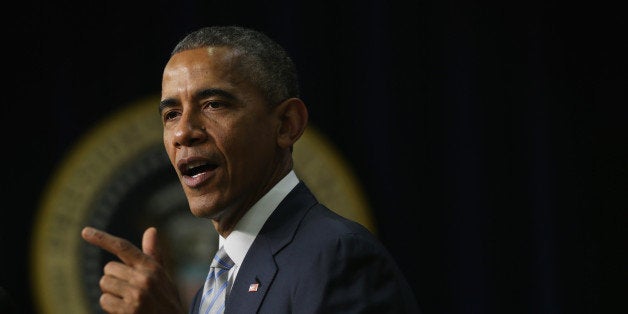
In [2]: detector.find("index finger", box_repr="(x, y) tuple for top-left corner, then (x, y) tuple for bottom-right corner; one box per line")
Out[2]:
(81, 226), (145, 266)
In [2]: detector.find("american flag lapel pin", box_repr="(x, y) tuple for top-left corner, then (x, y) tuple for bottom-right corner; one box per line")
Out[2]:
(248, 283), (259, 292)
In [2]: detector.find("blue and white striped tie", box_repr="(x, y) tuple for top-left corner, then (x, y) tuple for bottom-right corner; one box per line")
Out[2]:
(199, 246), (234, 314)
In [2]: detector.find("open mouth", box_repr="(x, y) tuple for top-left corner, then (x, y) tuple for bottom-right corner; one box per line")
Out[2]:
(180, 161), (218, 177)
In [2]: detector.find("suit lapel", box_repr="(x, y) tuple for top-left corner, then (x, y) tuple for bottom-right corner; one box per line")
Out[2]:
(225, 236), (276, 313)
(225, 182), (318, 313)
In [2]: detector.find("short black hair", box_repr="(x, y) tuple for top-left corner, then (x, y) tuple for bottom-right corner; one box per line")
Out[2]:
(172, 26), (300, 105)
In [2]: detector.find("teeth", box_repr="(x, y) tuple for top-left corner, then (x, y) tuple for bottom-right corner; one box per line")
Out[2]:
(186, 161), (206, 170)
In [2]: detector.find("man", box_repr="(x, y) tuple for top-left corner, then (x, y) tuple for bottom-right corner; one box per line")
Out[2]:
(81, 25), (420, 313)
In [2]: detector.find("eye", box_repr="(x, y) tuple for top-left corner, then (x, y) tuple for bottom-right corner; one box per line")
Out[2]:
(163, 110), (181, 122)
(204, 100), (225, 110)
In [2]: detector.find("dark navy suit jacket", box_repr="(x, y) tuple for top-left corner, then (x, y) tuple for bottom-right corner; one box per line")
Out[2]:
(189, 181), (421, 313)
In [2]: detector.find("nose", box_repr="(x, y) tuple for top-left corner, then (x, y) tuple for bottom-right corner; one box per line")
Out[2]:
(173, 110), (207, 147)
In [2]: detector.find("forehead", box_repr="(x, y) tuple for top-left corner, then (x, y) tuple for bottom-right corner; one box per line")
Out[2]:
(161, 47), (244, 91)
(164, 47), (234, 76)
(161, 47), (266, 104)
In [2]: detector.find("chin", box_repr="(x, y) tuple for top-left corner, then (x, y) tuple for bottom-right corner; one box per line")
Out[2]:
(187, 197), (223, 220)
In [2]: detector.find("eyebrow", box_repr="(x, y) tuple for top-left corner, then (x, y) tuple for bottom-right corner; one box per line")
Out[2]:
(159, 88), (237, 114)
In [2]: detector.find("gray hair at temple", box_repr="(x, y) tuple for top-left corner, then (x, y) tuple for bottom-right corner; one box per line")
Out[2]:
(172, 25), (300, 106)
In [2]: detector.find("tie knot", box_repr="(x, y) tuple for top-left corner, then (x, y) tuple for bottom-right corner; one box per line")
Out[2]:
(211, 246), (235, 270)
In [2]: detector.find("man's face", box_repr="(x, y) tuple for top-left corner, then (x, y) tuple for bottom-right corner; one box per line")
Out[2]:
(160, 47), (281, 225)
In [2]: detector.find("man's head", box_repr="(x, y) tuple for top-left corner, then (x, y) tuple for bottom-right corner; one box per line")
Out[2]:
(159, 26), (308, 236)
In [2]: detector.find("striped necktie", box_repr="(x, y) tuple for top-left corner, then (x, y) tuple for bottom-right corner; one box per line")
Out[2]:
(199, 246), (234, 314)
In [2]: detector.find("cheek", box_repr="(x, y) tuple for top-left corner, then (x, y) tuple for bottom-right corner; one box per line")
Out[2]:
(244, 129), (278, 166)
(163, 135), (176, 164)
(224, 125), (274, 163)
(241, 120), (275, 147)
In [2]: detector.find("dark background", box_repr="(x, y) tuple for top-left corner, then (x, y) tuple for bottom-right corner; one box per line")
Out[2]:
(2, 0), (626, 313)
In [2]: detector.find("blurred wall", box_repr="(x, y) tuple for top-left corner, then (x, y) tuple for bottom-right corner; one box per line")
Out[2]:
(2, 0), (625, 313)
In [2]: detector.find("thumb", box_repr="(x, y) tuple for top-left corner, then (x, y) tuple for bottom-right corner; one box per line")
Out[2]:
(142, 226), (164, 265)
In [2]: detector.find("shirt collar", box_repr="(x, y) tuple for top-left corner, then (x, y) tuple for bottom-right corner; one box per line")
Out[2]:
(219, 170), (299, 267)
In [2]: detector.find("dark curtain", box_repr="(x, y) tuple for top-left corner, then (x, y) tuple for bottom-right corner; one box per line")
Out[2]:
(2, 0), (625, 313)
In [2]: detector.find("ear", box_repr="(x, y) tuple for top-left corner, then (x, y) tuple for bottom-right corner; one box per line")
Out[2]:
(276, 97), (308, 149)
